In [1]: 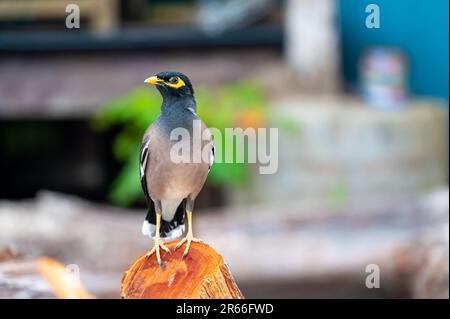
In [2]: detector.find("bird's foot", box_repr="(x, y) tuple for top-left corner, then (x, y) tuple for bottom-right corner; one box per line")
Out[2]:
(175, 233), (202, 258)
(145, 237), (171, 265)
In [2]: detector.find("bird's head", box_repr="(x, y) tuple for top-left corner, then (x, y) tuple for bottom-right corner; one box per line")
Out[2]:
(144, 71), (194, 98)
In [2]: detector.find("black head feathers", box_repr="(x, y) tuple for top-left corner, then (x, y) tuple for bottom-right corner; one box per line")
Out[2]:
(154, 71), (194, 96)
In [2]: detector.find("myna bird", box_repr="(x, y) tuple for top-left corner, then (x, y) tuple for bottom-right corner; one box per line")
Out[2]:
(141, 71), (214, 265)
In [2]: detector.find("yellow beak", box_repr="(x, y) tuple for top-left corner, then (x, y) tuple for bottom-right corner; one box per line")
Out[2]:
(144, 76), (163, 85)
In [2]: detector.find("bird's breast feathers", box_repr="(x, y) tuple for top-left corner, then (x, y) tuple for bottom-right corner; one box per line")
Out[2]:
(141, 122), (213, 202)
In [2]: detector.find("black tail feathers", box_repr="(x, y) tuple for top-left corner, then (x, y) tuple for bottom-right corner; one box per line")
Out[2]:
(142, 199), (186, 240)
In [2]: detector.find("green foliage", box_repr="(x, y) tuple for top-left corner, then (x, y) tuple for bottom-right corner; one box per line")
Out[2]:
(92, 81), (272, 206)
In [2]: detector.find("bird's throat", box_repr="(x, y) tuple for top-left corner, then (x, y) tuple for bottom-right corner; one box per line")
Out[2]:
(160, 95), (196, 116)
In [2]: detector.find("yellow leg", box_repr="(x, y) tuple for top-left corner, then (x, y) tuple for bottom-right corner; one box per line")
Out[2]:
(145, 214), (171, 265)
(175, 210), (202, 257)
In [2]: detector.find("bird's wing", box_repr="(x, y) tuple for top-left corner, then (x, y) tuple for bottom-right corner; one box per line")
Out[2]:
(140, 130), (187, 240)
(140, 135), (150, 198)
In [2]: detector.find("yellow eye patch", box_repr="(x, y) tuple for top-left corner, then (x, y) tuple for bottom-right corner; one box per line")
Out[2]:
(164, 77), (186, 89)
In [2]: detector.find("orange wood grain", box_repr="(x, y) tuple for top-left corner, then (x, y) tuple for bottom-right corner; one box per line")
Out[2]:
(121, 241), (243, 299)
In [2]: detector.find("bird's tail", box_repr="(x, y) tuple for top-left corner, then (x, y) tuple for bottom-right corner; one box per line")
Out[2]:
(141, 199), (186, 241)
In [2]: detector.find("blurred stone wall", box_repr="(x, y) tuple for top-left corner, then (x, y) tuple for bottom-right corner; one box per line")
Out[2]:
(233, 97), (448, 208)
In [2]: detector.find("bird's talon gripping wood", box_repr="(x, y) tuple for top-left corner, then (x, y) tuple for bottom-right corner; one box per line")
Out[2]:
(183, 237), (202, 258)
(175, 235), (202, 257)
(145, 237), (170, 265)
(145, 213), (172, 265)
(140, 71), (214, 264)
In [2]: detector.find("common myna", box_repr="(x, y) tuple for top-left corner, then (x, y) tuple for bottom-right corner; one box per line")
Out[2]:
(141, 71), (214, 265)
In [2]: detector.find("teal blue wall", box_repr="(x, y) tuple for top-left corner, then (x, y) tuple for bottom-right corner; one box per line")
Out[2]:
(338, 0), (449, 101)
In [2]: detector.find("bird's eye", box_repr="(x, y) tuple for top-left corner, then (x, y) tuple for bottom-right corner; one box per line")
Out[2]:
(168, 77), (178, 84)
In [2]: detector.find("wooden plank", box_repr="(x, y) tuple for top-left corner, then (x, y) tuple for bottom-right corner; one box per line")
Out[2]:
(37, 257), (94, 299)
(0, 254), (93, 299)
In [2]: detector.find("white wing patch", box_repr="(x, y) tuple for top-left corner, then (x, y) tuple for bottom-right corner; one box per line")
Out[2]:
(209, 144), (215, 172)
(140, 140), (150, 197)
(140, 141), (149, 178)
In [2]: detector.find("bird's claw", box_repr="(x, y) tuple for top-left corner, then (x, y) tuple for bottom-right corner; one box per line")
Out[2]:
(160, 243), (171, 254)
(146, 238), (171, 265)
(175, 234), (202, 257)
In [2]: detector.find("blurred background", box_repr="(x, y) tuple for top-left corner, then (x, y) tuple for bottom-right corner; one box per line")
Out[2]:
(0, 0), (448, 298)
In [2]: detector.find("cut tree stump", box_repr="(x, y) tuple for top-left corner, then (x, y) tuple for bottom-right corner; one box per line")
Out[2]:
(121, 241), (244, 299)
